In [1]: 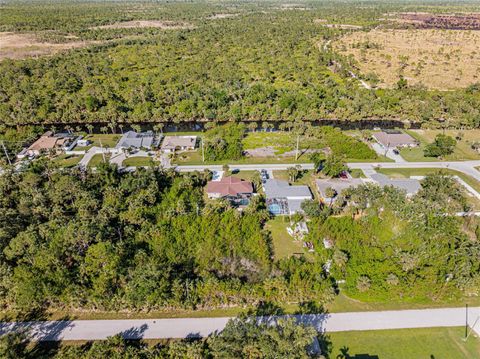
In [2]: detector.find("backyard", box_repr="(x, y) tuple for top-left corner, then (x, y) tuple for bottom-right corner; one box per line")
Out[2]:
(329, 327), (480, 359)
(401, 129), (480, 162)
(265, 217), (311, 260)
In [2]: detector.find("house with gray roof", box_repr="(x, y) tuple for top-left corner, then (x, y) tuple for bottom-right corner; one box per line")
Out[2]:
(370, 173), (421, 196)
(263, 179), (313, 215)
(373, 130), (418, 149)
(115, 131), (155, 150)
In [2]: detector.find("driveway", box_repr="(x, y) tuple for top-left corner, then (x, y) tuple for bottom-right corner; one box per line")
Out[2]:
(371, 143), (406, 163)
(1, 307), (479, 341)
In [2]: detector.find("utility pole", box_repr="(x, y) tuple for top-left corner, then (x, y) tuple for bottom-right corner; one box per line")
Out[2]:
(295, 133), (300, 161)
(99, 139), (106, 163)
(1, 141), (12, 166)
(201, 136), (205, 163)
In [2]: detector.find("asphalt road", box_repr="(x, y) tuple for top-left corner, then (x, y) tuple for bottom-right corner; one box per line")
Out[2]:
(1, 307), (479, 341)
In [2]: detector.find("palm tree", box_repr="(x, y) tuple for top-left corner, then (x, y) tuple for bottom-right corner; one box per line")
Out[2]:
(119, 124), (124, 134)
(100, 126), (108, 135)
(86, 124), (94, 135)
(247, 122), (257, 133)
(108, 122), (116, 134)
(325, 186), (336, 207)
(131, 124), (141, 133)
(153, 123), (164, 135)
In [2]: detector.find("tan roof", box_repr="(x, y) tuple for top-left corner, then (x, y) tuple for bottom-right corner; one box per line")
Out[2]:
(161, 136), (196, 149)
(206, 177), (253, 196)
(373, 131), (417, 147)
(28, 136), (59, 151)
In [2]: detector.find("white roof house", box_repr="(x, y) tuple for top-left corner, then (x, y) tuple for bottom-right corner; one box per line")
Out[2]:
(116, 131), (154, 150)
(161, 136), (197, 152)
(264, 179), (313, 215)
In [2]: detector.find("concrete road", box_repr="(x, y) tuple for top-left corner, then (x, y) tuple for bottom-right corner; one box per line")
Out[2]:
(1, 307), (479, 341)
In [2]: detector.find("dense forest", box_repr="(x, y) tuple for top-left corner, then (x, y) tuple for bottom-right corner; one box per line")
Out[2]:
(1, 1), (480, 129)
(0, 161), (479, 314)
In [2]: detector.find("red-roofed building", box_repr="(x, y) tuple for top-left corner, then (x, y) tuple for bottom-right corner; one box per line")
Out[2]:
(206, 177), (254, 205)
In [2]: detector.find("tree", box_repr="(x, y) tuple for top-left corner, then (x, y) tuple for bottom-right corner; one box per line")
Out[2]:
(301, 199), (321, 217)
(100, 126), (108, 135)
(325, 187), (336, 207)
(86, 124), (94, 135)
(321, 155), (346, 178)
(424, 134), (456, 157)
(247, 122), (257, 133)
(310, 153), (325, 173)
(356, 276), (371, 292)
(0, 332), (29, 359)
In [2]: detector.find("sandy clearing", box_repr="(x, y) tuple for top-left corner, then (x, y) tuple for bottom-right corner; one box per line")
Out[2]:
(91, 20), (193, 30)
(0, 32), (94, 60)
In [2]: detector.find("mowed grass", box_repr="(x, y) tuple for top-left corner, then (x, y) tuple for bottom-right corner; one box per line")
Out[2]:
(122, 156), (157, 167)
(84, 134), (121, 148)
(401, 129), (480, 162)
(87, 154), (110, 168)
(329, 327), (480, 359)
(52, 154), (82, 168)
(265, 217), (309, 260)
(334, 28), (480, 90)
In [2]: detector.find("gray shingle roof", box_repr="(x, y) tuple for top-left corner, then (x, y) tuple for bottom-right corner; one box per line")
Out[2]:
(370, 173), (421, 195)
(116, 131), (154, 149)
(264, 179), (312, 199)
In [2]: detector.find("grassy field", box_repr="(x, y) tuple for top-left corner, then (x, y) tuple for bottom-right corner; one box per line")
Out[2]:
(401, 130), (480, 162)
(334, 28), (480, 90)
(329, 327), (480, 359)
(84, 134), (121, 148)
(122, 156), (157, 167)
(265, 217), (310, 260)
(52, 154), (82, 168)
(87, 153), (110, 168)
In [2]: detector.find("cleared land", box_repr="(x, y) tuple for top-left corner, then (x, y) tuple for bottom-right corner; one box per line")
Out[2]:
(122, 156), (157, 167)
(401, 129), (480, 162)
(329, 327), (480, 359)
(91, 20), (193, 30)
(0, 32), (92, 60)
(265, 217), (311, 260)
(334, 28), (480, 89)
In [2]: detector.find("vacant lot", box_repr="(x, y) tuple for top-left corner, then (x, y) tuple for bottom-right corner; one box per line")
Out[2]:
(334, 29), (480, 89)
(401, 129), (480, 162)
(329, 327), (480, 359)
(91, 20), (193, 30)
(0, 32), (92, 60)
(266, 217), (310, 260)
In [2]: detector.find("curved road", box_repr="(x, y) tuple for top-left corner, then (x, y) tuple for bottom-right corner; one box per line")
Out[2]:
(1, 307), (479, 341)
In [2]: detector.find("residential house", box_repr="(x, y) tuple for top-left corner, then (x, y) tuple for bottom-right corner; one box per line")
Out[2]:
(373, 130), (418, 149)
(316, 178), (365, 204)
(115, 131), (155, 151)
(161, 136), (197, 153)
(263, 179), (313, 215)
(369, 173), (421, 196)
(206, 176), (254, 206)
(26, 131), (73, 157)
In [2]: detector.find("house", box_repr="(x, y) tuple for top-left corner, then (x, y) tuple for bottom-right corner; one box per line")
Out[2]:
(369, 173), (421, 196)
(161, 136), (197, 153)
(206, 176), (254, 206)
(115, 131), (155, 150)
(263, 179), (313, 215)
(373, 130), (418, 149)
(26, 131), (73, 157)
(316, 178), (365, 203)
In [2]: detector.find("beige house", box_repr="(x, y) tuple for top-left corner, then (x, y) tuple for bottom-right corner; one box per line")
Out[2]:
(27, 132), (71, 157)
(161, 136), (197, 153)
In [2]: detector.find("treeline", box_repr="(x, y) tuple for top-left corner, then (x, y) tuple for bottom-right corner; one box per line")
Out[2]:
(1, 316), (326, 359)
(0, 162), (333, 311)
(1, 2), (480, 128)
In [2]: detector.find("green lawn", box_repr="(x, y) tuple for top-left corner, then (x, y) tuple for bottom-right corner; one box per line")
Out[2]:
(122, 156), (157, 167)
(87, 154), (110, 168)
(84, 134), (121, 148)
(350, 168), (366, 178)
(402, 130), (480, 162)
(52, 154), (82, 168)
(329, 327), (480, 359)
(265, 217), (310, 260)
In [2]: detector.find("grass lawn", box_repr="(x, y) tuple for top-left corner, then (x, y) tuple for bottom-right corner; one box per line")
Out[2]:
(122, 156), (157, 167)
(87, 154), (110, 168)
(52, 154), (82, 168)
(329, 327), (480, 359)
(84, 134), (121, 148)
(265, 217), (310, 260)
(402, 130), (480, 162)
(230, 170), (257, 180)
(350, 168), (366, 178)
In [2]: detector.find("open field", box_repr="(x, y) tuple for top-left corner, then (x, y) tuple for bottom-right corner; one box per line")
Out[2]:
(265, 217), (311, 260)
(401, 129), (480, 162)
(0, 32), (94, 60)
(84, 134), (121, 148)
(334, 28), (480, 89)
(329, 327), (480, 359)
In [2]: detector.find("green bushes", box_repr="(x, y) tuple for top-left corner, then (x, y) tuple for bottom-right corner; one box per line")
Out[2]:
(204, 123), (245, 161)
